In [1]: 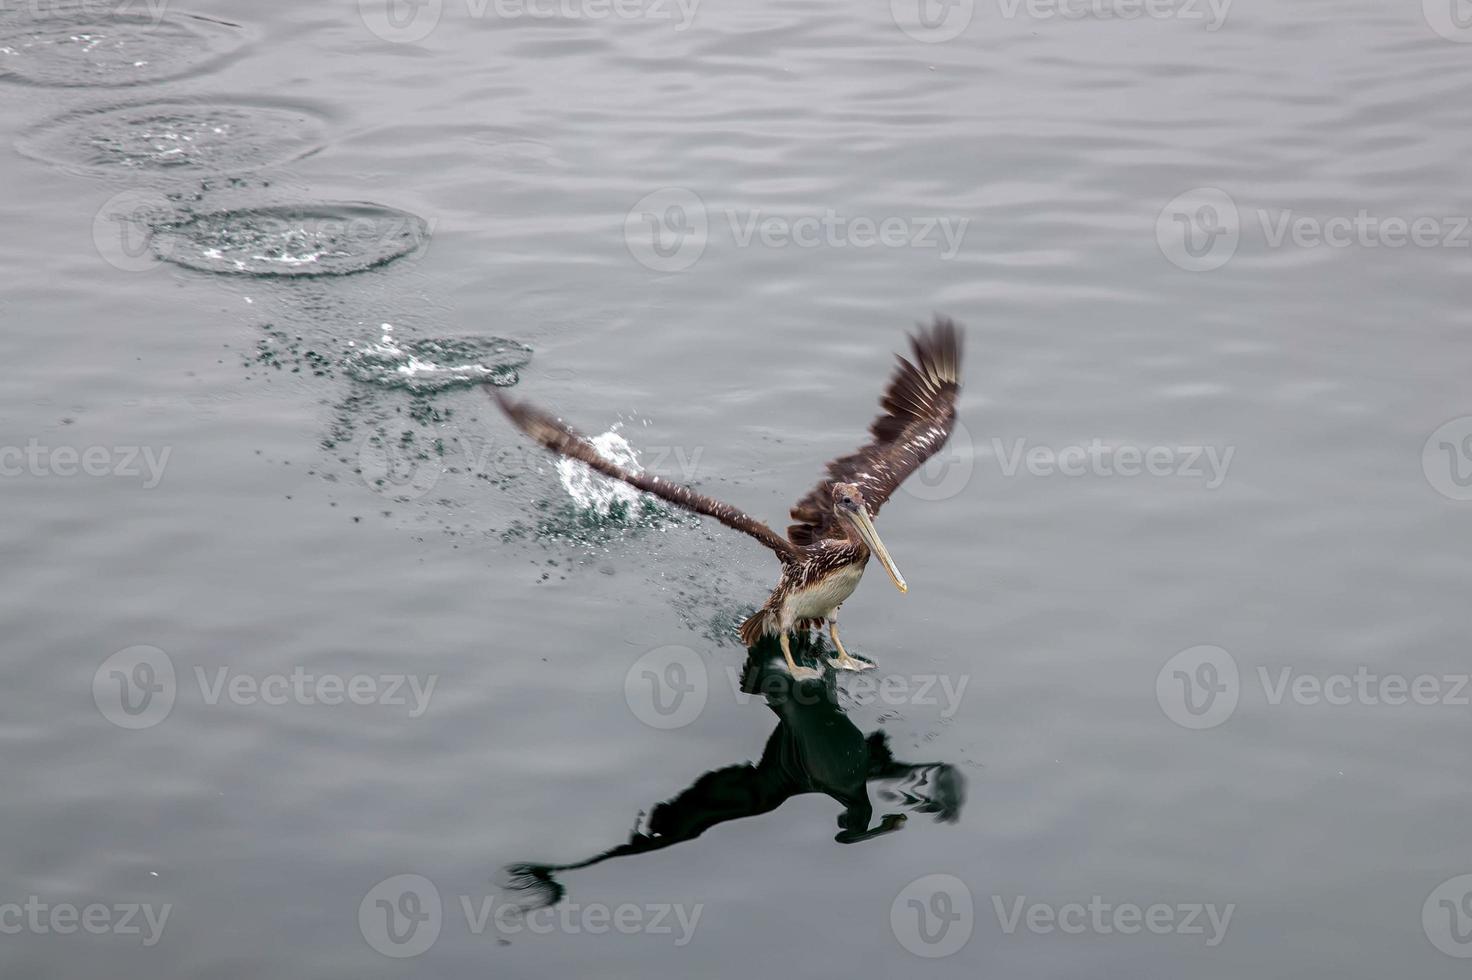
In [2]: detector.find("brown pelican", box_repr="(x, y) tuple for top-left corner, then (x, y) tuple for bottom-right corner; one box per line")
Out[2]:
(491, 316), (963, 678)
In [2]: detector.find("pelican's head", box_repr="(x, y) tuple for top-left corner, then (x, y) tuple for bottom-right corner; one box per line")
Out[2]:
(832, 483), (907, 593)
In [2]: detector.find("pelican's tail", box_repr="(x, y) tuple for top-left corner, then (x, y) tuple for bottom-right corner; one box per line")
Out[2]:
(738, 608), (779, 647)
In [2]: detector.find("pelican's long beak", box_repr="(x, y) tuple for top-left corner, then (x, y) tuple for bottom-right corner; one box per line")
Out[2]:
(851, 508), (908, 593)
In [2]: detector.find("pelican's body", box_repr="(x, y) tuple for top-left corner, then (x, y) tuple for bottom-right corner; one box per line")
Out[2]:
(493, 317), (963, 677)
(780, 547), (867, 626)
(739, 537), (871, 666)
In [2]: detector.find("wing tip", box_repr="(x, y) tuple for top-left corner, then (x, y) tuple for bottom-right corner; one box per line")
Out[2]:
(910, 314), (963, 384)
(486, 384), (574, 452)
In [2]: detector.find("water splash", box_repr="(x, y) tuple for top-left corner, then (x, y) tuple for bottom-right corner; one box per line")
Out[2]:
(345, 323), (531, 393)
(17, 99), (327, 176)
(556, 429), (646, 516)
(150, 203), (429, 277)
(0, 6), (244, 87)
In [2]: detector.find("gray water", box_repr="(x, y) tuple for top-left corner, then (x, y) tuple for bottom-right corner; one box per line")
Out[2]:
(4, 0), (1472, 976)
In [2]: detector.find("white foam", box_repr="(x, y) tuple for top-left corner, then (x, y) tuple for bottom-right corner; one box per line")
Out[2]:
(556, 430), (645, 516)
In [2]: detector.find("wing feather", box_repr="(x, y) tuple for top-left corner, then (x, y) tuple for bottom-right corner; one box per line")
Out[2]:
(492, 391), (795, 560)
(786, 317), (963, 546)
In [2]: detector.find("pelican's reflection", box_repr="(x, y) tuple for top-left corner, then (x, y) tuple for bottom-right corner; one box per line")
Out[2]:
(505, 634), (966, 909)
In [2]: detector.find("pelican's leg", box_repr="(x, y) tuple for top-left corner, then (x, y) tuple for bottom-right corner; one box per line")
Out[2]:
(827, 610), (875, 671)
(780, 631), (822, 681)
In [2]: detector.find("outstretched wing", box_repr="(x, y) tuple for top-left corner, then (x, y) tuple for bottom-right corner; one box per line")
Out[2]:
(786, 317), (963, 546)
(492, 390), (795, 560)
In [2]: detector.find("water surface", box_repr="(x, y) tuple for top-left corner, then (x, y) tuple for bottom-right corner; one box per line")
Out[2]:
(2, 0), (1472, 977)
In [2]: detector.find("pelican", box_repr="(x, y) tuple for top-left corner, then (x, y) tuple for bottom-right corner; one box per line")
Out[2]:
(490, 316), (963, 678)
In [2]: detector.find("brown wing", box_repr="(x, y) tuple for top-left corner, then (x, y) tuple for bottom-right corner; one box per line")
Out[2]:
(787, 317), (963, 546)
(491, 390), (796, 560)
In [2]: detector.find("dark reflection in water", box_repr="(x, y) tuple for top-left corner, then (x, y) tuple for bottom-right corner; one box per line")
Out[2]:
(505, 633), (966, 910)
